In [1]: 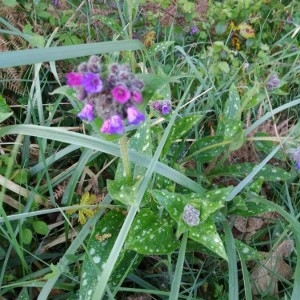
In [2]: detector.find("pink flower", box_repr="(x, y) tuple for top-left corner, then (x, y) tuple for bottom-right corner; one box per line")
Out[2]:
(77, 104), (94, 121)
(131, 89), (142, 103)
(66, 72), (83, 87)
(127, 106), (145, 125)
(82, 73), (103, 94)
(111, 85), (131, 104)
(100, 115), (125, 135)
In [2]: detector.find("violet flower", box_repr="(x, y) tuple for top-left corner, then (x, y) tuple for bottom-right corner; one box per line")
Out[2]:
(151, 100), (171, 115)
(131, 90), (143, 104)
(127, 106), (145, 125)
(111, 85), (131, 104)
(100, 115), (125, 135)
(290, 146), (300, 170)
(82, 73), (103, 94)
(77, 104), (94, 122)
(66, 72), (83, 87)
(190, 25), (199, 35)
(266, 74), (280, 90)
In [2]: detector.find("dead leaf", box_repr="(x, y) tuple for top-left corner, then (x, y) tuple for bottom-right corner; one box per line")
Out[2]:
(238, 22), (255, 39)
(251, 240), (294, 296)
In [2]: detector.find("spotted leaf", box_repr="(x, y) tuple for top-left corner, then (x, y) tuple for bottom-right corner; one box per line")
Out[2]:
(209, 163), (292, 181)
(107, 177), (143, 206)
(125, 208), (180, 255)
(188, 135), (226, 163)
(79, 210), (133, 299)
(189, 218), (228, 260)
(162, 114), (203, 157)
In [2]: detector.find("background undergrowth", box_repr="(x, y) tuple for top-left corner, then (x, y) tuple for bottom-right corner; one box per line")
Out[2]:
(0, 0), (299, 299)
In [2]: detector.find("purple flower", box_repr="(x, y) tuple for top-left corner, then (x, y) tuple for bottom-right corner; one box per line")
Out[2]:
(161, 102), (171, 114)
(111, 85), (131, 104)
(100, 115), (124, 135)
(82, 73), (103, 94)
(127, 106), (145, 125)
(151, 100), (171, 115)
(290, 146), (300, 170)
(131, 90), (142, 104)
(182, 204), (200, 227)
(52, 0), (60, 7)
(190, 25), (199, 35)
(77, 104), (94, 122)
(66, 72), (83, 87)
(266, 74), (280, 90)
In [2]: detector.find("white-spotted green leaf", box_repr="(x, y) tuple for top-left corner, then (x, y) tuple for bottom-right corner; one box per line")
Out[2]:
(151, 188), (230, 259)
(115, 122), (152, 181)
(187, 136), (226, 163)
(209, 163), (292, 181)
(152, 187), (231, 225)
(224, 83), (241, 120)
(254, 132), (285, 160)
(107, 177), (143, 206)
(109, 251), (142, 288)
(224, 119), (244, 151)
(228, 194), (275, 217)
(148, 41), (174, 56)
(189, 218), (228, 260)
(235, 239), (262, 260)
(162, 114), (203, 157)
(125, 208), (180, 255)
(92, 15), (122, 34)
(79, 210), (126, 299)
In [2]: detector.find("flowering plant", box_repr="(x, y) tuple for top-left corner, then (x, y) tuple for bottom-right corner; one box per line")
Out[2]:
(66, 56), (145, 135)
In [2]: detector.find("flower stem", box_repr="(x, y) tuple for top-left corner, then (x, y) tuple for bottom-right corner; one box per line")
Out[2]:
(120, 135), (131, 181)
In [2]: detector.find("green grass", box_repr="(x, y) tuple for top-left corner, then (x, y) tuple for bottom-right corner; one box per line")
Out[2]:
(0, 0), (299, 299)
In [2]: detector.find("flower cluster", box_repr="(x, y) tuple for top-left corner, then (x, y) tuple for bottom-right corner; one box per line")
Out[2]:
(182, 204), (200, 227)
(266, 74), (280, 90)
(66, 56), (145, 135)
(151, 100), (171, 115)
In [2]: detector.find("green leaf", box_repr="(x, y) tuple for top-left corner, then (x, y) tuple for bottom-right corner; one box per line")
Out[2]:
(224, 83), (241, 119)
(254, 132), (285, 160)
(224, 119), (244, 151)
(11, 169), (29, 185)
(189, 218), (228, 260)
(209, 163), (292, 182)
(32, 221), (49, 235)
(107, 177), (143, 206)
(115, 122), (152, 181)
(21, 228), (32, 245)
(2, 0), (17, 7)
(0, 95), (13, 123)
(151, 188), (230, 259)
(228, 194), (275, 216)
(126, 208), (180, 254)
(148, 41), (174, 56)
(188, 136), (226, 163)
(218, 61), (230, 73)
(235, 239), (261, 260)
(162, 114), (202, 156)
(215, 22), (227, 35)
(79, 210), (127, 298)
(92, 15), (122, 34)
(137, 73), (171, 101)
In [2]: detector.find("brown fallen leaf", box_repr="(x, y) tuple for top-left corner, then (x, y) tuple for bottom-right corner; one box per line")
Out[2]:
(250, 240), (294, 296)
